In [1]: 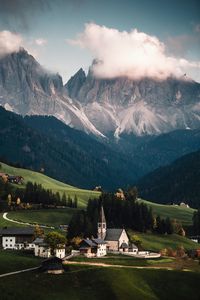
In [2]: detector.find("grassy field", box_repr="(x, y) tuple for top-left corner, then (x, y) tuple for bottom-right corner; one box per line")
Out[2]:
(0, 265), (200, 300)
(137, 199), (195, 226)
(70, 254), (174, 267)
(7, 208), (79, 227)
(0, 250), (42, 274)
(0, 162), (100, 207)
(134, 232), (200, 251)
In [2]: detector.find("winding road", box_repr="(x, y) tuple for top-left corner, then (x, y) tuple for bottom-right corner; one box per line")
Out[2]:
(3, 212), (55, 229)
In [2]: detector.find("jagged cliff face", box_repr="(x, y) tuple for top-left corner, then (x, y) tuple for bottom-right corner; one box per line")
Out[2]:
(0, 49), (104, 137)
(65, 67), (200, 136)
(0, 49), (200, 138)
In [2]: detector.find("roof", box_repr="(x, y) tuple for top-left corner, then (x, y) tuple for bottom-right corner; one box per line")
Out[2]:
(105, 229), (124, 241)
(120, 242), (128, 248)
(33, 238), (48, 246)
(0, 227), (34, 236)
(40, 257), (64, 271)
(92, 238), (107, 245)
(130, 243), (138, 249)
(99, 206), (106, 223)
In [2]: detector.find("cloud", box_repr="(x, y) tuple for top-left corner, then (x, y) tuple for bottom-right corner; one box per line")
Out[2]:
(69, 23), (200, 80)
(194, 24), (200, 33)
(0, 31), (22, 57)
(35, 38), (47, 46)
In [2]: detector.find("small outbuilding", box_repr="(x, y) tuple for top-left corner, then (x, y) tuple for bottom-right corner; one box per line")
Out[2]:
(40, 257), (64, 274)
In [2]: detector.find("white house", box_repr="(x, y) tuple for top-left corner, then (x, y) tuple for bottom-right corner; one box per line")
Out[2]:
(33, 237), (65, 259)
(0, 227), (35, 250)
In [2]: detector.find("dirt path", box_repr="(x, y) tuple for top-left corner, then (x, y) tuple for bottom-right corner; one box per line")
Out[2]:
(63, 260), (191, 271)
(3, 212), (55, 229)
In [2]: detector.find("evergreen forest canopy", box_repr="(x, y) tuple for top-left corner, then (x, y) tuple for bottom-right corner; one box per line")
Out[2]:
(67, 190), (179, 239)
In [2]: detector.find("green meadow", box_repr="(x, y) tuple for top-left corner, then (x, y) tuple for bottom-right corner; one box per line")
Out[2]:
(0, 162), (100, 207)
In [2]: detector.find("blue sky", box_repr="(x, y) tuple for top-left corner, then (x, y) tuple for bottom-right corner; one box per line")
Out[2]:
(0, 0), (199, 82)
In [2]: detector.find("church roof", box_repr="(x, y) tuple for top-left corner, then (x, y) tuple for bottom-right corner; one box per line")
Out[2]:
(99, 205), (106, 223)
(105, 229), (124, 241)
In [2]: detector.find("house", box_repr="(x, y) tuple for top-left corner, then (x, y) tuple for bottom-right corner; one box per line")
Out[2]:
(97, 206), (137, 253)
(0, 227), (35, 250)
(79, 238), (107, 257)
(39, 257), (64, 274)
(33, 237), (65, 259)
(115, 188), (125, 200)
(179, 202), (190, 208)
(7, 175), (24, 184)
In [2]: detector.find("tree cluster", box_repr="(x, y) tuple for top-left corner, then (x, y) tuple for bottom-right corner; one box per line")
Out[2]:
(193, 208), (200, 235)
(67, 191), (175, 239)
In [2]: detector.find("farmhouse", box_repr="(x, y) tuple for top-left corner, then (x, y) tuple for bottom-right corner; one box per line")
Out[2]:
(97, 206), (137, 253)
(0, 227), (35, 250)
(79, 238), (107, 257)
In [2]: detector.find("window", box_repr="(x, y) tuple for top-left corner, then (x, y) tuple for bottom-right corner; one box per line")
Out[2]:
(5, 244), (8, 247)
(10, 239), (12, 242)
(103, 224), (105, 228)
(5, 239), (8, 242)
(10, 245), (12, 247)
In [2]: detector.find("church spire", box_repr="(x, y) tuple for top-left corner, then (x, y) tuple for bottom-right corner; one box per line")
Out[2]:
(99, 205), (106, 223)
(97, 205), (107, 240)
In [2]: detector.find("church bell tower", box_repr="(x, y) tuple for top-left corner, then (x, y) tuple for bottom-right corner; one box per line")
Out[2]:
(97, 205), (107, 240)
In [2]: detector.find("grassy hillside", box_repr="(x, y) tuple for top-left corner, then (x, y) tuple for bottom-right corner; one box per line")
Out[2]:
(134, 232), (200, 251)
(137, 199), (195, 226)
(0, 266), (200, 300)
(0, 251), (42, 274)
(0, 162), (100, 207)
(8, 208), (78, 227)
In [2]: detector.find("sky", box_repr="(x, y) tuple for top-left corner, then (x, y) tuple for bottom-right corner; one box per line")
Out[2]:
(0, 0), (199, 82)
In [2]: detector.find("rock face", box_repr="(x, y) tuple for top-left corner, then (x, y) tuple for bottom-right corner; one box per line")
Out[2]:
(65, 67), (200, 137)
(0, 49), (200, 138)
(0, 49), (104, 137)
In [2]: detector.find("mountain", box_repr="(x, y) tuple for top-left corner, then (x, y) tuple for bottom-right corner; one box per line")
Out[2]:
(65, 65), (200, 137)
(1, 49), (200, 139)
(137, 150), (200, 208)
(0, 49), (104, 137)
(0, 106), (141, 189)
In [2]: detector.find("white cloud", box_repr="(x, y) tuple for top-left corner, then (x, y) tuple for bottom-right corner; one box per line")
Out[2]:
(35, 38), (47, 46)
(69, 23), (200, 80)
(0, 30), (22, 57)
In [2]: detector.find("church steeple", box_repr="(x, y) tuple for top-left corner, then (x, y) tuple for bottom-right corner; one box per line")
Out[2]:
(97, 205), (107, 240)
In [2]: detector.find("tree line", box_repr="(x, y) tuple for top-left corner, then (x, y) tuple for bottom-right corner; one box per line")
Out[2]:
(68, 190), (177, 239)
(0, 179), (78, 210)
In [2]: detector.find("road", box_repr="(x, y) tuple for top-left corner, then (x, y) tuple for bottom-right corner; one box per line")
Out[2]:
(0, 267), (39, 278)
(3, 212), (55, 229)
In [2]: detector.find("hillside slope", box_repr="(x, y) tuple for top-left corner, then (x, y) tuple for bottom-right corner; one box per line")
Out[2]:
(137, 150), (200, 208)
(0, 162), (99, 206)
(0, 107), (140, 189)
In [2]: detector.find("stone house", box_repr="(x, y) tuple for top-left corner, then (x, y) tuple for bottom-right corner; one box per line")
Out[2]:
(79, 238), (107, 257)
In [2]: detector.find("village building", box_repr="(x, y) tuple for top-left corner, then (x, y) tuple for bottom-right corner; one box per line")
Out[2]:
(97, 206), (137, 253)
(33, 237), (66, 259)
(39, 257), (64, 274)
(0, 227), (35, 250)
(79, 238), (107, 257)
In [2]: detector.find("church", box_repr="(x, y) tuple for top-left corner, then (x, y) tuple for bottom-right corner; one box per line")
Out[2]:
(97, 206), (131, 252)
